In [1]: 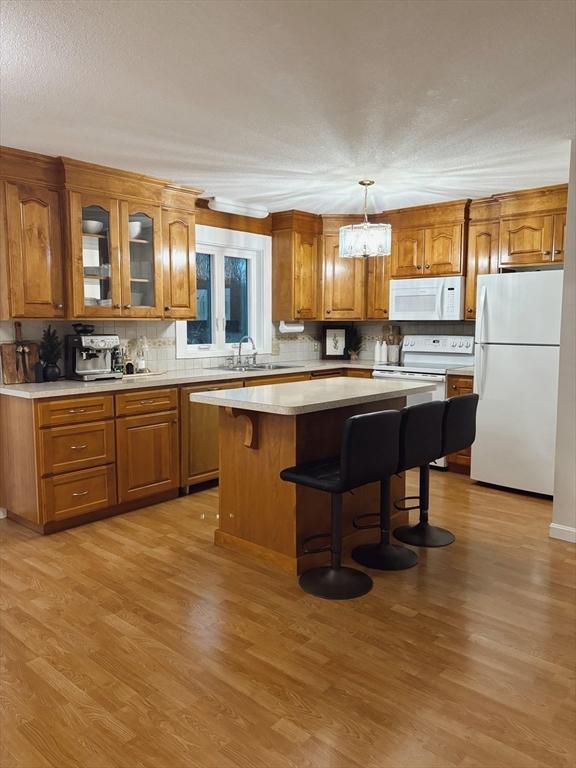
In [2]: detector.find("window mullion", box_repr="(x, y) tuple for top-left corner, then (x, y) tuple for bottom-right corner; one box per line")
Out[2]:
(214, 252), (226, 350)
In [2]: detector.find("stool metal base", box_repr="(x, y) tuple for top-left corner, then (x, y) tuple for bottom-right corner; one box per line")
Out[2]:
(299, 566), (373, 600)
(394, 521), (455, 548)
(352, 542), (418, 571)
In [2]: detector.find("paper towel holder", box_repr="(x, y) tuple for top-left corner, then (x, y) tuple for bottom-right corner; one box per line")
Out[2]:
(279, 321), (305, 334)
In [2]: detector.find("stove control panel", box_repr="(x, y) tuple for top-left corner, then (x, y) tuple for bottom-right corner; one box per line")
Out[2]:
(403, 335), (473, 354)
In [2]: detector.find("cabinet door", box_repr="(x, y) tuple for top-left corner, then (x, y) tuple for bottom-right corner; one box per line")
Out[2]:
(120, 201), (163, 318)
(390, 228), (425, 277)
(424, 225), (463, 275)
(552, 213), (566, 263)
(116, 411), (179, 502)
(322, 235), (365, 319)
(42, 465), (117, 523)
(366, 255), (390, 319)
(180, 382), (244, 487)
(499, 215), (553, 266)
(464, 222), (499, 320)
(294, 232), (319, 319)
(162, 210), (197, 318)
(69, 192), (122, 317)
(4, 182), (65, 317)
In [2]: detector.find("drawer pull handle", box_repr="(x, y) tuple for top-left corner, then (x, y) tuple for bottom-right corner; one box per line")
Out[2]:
(139, 399), (158, 404)
(68, 408), (86, 414)
(72, 490), (89, 497)
(70, 444), (88, 450)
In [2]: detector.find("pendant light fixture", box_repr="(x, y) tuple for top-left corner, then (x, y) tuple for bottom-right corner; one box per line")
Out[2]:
(339, 180), (391, 258)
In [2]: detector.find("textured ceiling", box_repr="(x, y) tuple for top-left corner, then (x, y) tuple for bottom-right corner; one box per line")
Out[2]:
(1, 0), (575, 213)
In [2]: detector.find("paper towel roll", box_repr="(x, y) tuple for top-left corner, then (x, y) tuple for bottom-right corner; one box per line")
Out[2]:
(279, 321), (305, 334)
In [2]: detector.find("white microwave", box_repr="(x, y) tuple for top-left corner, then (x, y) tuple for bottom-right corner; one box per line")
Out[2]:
(389, 276), (465, 321)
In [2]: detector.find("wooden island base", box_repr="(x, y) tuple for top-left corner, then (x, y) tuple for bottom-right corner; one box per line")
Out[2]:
(215, 397), (408, 574)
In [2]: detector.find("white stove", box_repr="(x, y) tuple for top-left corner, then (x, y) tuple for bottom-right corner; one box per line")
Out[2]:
(373, 335), (475, 467)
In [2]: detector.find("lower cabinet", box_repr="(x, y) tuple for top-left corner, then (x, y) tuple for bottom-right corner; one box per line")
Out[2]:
(180, 381), (244, 488)
(42, 465), (117, 523)
(116, 410), (179, 502)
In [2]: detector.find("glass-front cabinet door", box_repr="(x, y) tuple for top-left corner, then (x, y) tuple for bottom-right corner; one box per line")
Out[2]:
(120, 202), (163, 317)
(70, 192), (122, 317)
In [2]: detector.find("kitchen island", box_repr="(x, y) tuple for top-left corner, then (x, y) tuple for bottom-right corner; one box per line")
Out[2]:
(190, 377), (435, 573)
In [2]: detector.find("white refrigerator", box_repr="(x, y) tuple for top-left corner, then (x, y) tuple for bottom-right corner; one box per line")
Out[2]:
(471, 271), (563, 495)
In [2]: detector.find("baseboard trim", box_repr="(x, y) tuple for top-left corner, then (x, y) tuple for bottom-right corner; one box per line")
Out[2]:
(549, 523), (576, 543)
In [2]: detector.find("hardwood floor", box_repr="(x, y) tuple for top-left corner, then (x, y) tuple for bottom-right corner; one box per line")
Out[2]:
(1, 471), (574, 768)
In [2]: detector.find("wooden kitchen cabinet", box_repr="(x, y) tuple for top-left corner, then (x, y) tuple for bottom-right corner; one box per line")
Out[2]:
(162, 209), (197, 319)
(42, 465), (117, 523)
(552, 213), (566, 263)
(2, 181), (65, 318)
(499, 215), (554, 267)
(180, 381), (244, 488)
(465, 219), (499, 319)
(424, 225), (462, 275)
(120, 200), (163, 317)
(322, 234), (365, 319)
(272, 211), (321, 320)
(245, 373), (311, 386)
(390, 228), (425, 277)
(366, 254), (390, 319)
(446, 374), (474, 472)
(116, 410), (179, 503)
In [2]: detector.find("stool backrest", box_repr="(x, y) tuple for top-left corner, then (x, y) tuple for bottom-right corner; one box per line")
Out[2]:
(397, 401), (446, 472)
(340, 410), (401, 490)
(441, 393), (479, 455)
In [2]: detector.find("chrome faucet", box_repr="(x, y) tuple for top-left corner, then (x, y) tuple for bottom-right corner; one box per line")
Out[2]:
(237, 335), (256, 366)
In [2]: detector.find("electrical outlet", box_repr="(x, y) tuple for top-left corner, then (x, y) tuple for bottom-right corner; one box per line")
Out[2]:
(313, 341), (319, 351)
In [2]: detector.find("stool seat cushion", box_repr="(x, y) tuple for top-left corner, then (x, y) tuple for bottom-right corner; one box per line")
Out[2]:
(280, 458), (343, 493)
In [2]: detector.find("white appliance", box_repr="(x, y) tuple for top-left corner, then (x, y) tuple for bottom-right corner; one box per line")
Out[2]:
(389, 276), (465, 321)
(471, 271), (563, 495)
(373, 335), (475, 467)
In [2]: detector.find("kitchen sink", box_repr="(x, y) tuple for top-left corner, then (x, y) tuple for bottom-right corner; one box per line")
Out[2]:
(214, 363), (303, 372)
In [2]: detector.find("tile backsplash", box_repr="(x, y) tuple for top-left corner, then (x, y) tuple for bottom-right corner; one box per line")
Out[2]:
(0, 318), (475, 374)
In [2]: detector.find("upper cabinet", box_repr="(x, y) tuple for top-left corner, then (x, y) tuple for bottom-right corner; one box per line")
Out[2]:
(321, 228), (365, 320)
(497, 186), (567, 269)
(272, 211), (321, 321)
(0, 149), (65, 319)
(366, 252), (390, 320)
(62, 158), (200, 320)
(2, 181), (65, 318)
(465, 199), (500, 320)
(387, 201), (468, 279)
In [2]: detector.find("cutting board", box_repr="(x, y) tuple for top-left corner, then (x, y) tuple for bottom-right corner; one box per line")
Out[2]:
(0, 322), (41, 384)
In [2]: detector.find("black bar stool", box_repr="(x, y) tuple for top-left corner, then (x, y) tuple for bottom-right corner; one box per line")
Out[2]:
(350, 411), (422, 571)
(394, 394), (479, 547)
(280, 410), (401, 600)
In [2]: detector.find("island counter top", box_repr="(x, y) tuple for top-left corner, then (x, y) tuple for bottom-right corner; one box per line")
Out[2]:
(189, 376), (435, 416)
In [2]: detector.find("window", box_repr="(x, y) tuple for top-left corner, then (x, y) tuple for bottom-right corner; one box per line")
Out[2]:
(176, 226), (272, 358)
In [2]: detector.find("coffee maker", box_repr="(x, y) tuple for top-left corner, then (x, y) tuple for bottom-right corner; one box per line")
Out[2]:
(65, 334), (123, 381)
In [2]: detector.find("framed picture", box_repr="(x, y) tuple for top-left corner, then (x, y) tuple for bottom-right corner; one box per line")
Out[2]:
(321, 325), (352, 360)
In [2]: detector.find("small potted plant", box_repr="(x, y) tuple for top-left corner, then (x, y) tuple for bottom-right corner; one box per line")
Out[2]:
(345, 326), (363, 361)
(40, 325), (62, 382)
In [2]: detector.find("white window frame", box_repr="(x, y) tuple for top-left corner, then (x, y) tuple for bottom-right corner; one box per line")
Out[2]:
(176, 225), (272, 359)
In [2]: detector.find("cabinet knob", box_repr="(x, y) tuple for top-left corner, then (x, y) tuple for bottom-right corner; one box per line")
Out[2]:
(554, 249), (563, 255)
(164, 306), (171, 311)
(467, 307), (474, 313)
(124, 304), (132, 309)
(416, 265), (422, 270)
(296, 309), (301, 315)
(543, 251), (551, 256)
(326, 309), (331, 314)
(113, 304), (121, 309)
(425, 264), (431, 269)
(54, 303), (64, 309)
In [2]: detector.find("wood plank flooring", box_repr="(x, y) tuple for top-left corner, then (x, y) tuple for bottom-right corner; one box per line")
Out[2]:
(1, 471), (575, 768)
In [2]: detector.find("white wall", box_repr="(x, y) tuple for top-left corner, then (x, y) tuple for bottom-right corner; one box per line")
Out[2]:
(551, 140), (576, 543)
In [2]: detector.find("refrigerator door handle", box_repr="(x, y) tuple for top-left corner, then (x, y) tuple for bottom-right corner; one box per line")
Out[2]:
(476, 343), (485, 399)
(477, 285), (487, 343)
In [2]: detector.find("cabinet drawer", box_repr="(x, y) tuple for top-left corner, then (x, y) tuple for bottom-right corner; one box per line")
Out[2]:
(115, 388), (178, 416)
(346, 369), (373, 379)
(310, 369), (345, 379)
(40, 421), (115, 476)
(37, 395), (114, 427)
(42, 465), (117, 523)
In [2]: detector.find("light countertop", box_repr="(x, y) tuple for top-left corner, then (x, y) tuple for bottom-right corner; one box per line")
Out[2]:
(189, 377), (436, 416)
(0, 360), (375, 399)
(446, 366), (474, 376)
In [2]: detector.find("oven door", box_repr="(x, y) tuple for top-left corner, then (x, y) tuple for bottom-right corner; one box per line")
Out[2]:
(372, 370), (448, 467)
